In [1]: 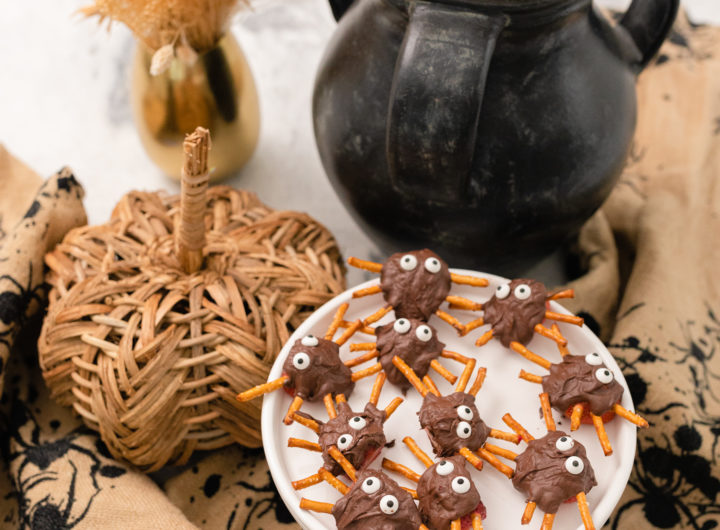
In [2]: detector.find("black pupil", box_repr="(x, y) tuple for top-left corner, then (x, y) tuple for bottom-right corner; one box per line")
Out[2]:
(341, 437), (347, 443)
(605, 370), (610, 376)
(464, 428), (470, 434)
(440, 461), (446, 466)
(561, 437), (567, 442)
(354, 418), (360, 422)
(297, 358), (304, 364)
(464, 408), (470, 414)
(387, 500), (394, 507)
(423, 329), (429, 334)
(573, 461), (579, 467)
(367, 480), (373, 486)
(457, 479), (464, 484)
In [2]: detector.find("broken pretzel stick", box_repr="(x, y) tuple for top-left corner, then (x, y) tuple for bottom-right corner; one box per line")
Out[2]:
(288, 438), (321, 452)
(502, 413), (535, 442)
(382, 458), (421, 483)
(591, 413), (613, 456)
(392, 356), (428, 396)
(540, 392), (556, 432)
(509, 342), (552, 370)
(299, 498), (334, 514)
(459, 446), (484, 471)
(613, 403), (649, 428)
(384, 397), (404, 418)
(292, 473), (322, 490)
(477, 447), (512, 477)
(328, 446), (357, 481)
(483, 443), (518, 461)
(571, 404), (584, 431)
(522, 501), (536, 524)
(402, 436), (434, 468)
(318, 468), (350, 495)
(450, 272), (489, 287)
(237, 375), (289, 401)
(576, 491), (595, 530)
(347, 256), (383, 273)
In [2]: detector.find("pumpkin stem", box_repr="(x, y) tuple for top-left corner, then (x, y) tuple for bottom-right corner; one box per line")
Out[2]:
(177, 126), (211, 273)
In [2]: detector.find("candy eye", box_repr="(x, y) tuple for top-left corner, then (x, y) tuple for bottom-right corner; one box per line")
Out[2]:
(400, 254), (418, 271)
(337, 434), (353, 450)
(415, 325), (432, 342)
(585, 352), (603, 366)
(456, 421), (472, 439)
(457, 405), (474, 421)
(361, 476), (381, 494)
(555, 436), (575, 451)
(565, 456), (585, 475)
(349, 416), (367, 430)
(301, 335), (318, 347)
(424, 257), (442, 274)
(393, 319), (411, 334)
(595, 368), (614, 384)
(292, 352), (310, 370)
(379, 495), (399, 514)
(496, 284), (511, 299)
(435, 460), (455, 476)
(451, 476), (471, 494)
(514, 284), (531, 300)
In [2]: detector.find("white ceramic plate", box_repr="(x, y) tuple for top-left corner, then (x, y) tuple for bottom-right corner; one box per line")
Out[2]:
(261, 270), (636, 530)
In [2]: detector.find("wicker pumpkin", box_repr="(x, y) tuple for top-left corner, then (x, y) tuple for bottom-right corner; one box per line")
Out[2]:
(38, 129), (345, 471)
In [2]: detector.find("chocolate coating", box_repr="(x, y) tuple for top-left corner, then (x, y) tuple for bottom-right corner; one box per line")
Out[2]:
(418, 392), (491, 457)
(380, 249), (451, 320)
(417, 455), (482, 530)
(542, 354), (624, 415)
(318, 402), (388, 475)
(483, 279), (547, 347)
(332, 469), (422, 530)
(376, 319), (445, 389)
(512, 431), (597, 513)
(282, 336), (354, 400)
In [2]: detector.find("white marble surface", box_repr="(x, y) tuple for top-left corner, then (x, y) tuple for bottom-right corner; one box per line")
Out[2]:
(1, 0), (718, 286)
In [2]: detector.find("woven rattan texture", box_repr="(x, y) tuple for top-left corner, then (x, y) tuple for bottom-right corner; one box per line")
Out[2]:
(38, 186), (345, 471)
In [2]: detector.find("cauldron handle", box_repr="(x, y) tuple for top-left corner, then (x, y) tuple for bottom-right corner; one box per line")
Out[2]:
(386, 1), (505, 204)
(620, 0), (680, 70)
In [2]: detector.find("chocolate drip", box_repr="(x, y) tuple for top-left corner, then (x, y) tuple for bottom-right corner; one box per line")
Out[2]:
(542, 355), (624, 415)
(417, 455), (482, 530)
(380, 249), (451, 320)
(318, 402), (388, 475)
(512, 431), (597, 513)
(333, 469), (422, 530)
(282, 337), (354, 400)
(418, 392), (490, 457)
(376, 319), (445, 389)
(483, 279), (547, 347)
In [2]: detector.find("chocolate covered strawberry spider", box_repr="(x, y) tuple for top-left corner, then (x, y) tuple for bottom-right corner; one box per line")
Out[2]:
(463, 279), (583, 347)
(299, 465), (426, 530)
(489, 401), (597, 530)
(510, 326), (649, 455)
(392, 356), (520, 477)
(236, 303), (376, 424)
(288, 371), (404, 489)
(345, 318), (476, 392)
(347, 249), (489, 333)
(382, 439), (487, 530)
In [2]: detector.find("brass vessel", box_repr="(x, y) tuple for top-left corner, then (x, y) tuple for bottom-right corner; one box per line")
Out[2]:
(131, 35), (260, 181)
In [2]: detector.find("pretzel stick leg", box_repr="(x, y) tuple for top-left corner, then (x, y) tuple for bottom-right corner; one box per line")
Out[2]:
(403, 436), (434, 468)
(335, 320), (362, 346)
(328, 446), (357, 481)
(502, 413), (535, 442)
(477, 447), (512, 477)
(450, 272), (489, 287)
(292, 413), (320, 433)
(509, 342), (552, 370)
(489, 429), (522, 444)
(392, 356), (428, 396)
(345, 349), (379, 367)
(419, 525), (430, 530)
(541, 512), (556, 530)
(318, 468), (350, 495)
(384, 397), (403, 419)
(441, 350), (472, 363)
(369, 372), (386, 405)
(335, 394), (346, 404)
(288, 438), (322, 452)
(351, 362), (383, 382)
(468, 367), (487, 396)
(422, 375), (441, 396)
(540, 392), (556, 432)
(451, 520), (462, 530)
(576, 491), (595, 530)
(299, 498), (334, 514)
(474, 328), (493, 345)
(483, 443), (518, 461)
(534, 323), (567, 346)
(571, 403), (584, 431)
(519, 369), (543, 384)
(323, 394), (337, 419)
(340, 321), (376, 335)
(446, 295), (483, 311)
(551, 324), (571, 356)
(364, 305), (392, 325)
(472, 512), (484, 530)
(352, 285), (382, 298)
(545, 311), (584, 326)
(347, 256), (383, 273)
(455, 358), (477, 393)
(382, 458), (421, 483)
(292, 473), (322, 490)
(325, 303), (349, 339)
(591, 413), (613, 456)
(547, 288), (574, 301)
(401, 486), (418, 500)
(350, 342), (376, 352)
(459, 446), (484, 471)
(237, 375), (289, 401)
(613, 403), (649, 428)
(430, 359), (458, 384)
(521, 501), (536, 524)
(435, 309), (466, 334)
(284, 396), (304, 425)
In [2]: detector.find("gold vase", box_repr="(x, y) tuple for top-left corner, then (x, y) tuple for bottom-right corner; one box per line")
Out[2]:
(131, 34), (260, 181)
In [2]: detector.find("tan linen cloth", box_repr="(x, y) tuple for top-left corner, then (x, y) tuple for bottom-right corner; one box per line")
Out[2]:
(0, 15), (719, 530)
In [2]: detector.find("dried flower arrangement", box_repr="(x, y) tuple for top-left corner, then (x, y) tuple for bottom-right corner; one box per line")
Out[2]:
(82, 0), (249, 74)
